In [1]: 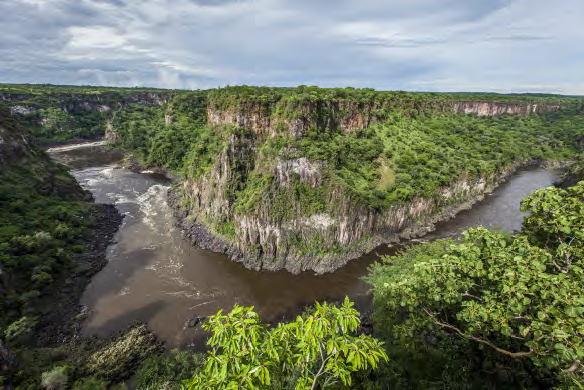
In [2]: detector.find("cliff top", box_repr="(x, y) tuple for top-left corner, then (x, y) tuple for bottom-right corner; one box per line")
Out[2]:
(0, 83), (190, 96)
(209, 85), (583, 107)
(2, 83), (582, 104)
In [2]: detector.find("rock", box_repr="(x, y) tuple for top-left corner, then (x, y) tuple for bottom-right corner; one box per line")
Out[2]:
(359, 312), (374, 336)
(186, 316), (206, 328)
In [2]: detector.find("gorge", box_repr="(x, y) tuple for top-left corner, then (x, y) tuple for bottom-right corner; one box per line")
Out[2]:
(49, 144), (563, 348)
(2, 85), (583, 275)
(1, 83), (584, 388)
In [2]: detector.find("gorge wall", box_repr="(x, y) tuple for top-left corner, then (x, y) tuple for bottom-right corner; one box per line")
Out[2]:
(169, 89), (576, 274)
(207, 97), (562, 137)
(0, 87), (171, 142)
(2, 84), (578, 274)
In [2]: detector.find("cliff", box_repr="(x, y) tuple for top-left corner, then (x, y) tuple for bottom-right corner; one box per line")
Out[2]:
(207, 97), (562, 137)
(167, 88), (580, 274)
(8, 84), (576, 274)
(0, 86), (172, 142)
(0, 103), (86, 199)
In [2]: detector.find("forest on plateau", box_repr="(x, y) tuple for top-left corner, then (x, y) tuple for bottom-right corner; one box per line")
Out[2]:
(109, 86), (584, 210)
(100, 86), (584, 270)
(0, 84), (583, 389)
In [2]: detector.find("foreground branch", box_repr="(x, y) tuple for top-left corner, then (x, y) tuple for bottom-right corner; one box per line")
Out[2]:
(423, 308), (532, 359)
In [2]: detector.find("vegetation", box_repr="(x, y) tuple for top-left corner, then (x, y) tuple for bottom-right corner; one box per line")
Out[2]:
(366, 181), (584, 388)
(0, 103), (93, 331)
(183, 298), (387, 389)
(133, 349), (205, 390)
(0, 83), (192, 142)
(109, 91), (219, 175)
(209, 85), (579, 108)
(2, 85), (583, 388)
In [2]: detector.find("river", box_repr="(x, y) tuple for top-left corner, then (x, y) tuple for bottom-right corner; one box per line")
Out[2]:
(48, 146), (561, 348)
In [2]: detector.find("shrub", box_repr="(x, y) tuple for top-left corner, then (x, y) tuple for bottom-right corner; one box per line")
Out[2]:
(40, 366), (68, 390)
(133, 349), (204, 390)
(72, 376), (110, 390)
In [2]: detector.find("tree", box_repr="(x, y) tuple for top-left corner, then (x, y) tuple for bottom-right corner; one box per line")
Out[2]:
(183, 298), (388, 389)
(368, 182), (584, 384)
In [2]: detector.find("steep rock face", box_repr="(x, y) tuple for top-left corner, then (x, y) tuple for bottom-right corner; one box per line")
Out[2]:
(275, 157), (325, 188)
(452, 101), (561, 116)
(181, 133), (254, 223)
(175, 134), (525, 274)
(208, 99), (561, 137)
(173, 95), (569, 274)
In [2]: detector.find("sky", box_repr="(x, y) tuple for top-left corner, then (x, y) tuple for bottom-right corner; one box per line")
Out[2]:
(1, 0), (583, 94)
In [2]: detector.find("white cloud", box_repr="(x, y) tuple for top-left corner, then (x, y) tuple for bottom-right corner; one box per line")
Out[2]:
(0, 0), (582, 93)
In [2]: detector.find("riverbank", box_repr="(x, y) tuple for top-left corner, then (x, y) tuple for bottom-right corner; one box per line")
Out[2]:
(36, 202), (123, 346)
(44, 144), (563, 350)
(40, 136), (106, 148)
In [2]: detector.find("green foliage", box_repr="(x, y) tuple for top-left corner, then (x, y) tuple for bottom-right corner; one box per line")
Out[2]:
(71, 376), (110, 390)
(40, 366), (69, 390)
(521, 182), (584, 268)
(108, 92), (222, 176)
(4, 316), (38, 341)
(368, 182), (584, 387)
(77, 324), (162, 384)
(134, 349), (204, 390)
(209, 85), (581, 109)
(0, 109), (95, 330)
(184, 298), (388, 390)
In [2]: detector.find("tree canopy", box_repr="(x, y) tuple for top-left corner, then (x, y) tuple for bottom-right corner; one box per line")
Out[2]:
(367, 182), (584, 387)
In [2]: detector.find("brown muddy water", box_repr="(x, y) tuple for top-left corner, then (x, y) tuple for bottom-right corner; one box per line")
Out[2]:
(49, 146), (561, 348)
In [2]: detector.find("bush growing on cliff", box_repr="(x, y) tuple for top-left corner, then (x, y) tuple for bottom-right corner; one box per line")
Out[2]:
(133, 349), (204, 390)
(40, 366), (69, 389)
(71, 376), (110, 390)
(184, 298), (388, 390)
(367, 181), (584, 388)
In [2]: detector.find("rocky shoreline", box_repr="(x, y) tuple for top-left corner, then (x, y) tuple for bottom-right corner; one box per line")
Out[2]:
(36, 201), (124, 347)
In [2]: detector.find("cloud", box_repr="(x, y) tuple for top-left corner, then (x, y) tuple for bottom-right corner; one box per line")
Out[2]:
(0, 0), (582, 94)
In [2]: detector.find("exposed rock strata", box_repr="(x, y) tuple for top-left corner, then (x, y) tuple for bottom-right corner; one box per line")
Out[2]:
(172, 160), (532, 274)
(162, 94), (571, 274)
(162, 94), (569, 274)
(207, 99), (562, 137)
